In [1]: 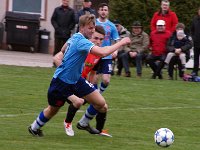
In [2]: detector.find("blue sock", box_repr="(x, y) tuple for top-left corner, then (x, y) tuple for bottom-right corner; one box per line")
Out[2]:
(93, 84), (98, 89)
(31, 111), (49, 130)
(79, 104), (97, 125)
(86, 104), (97, 118)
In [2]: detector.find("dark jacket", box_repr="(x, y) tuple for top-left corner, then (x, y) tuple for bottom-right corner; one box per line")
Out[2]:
(191, 15), (200, 48)
(51, 6), (75, 39)
(76, 7), (96, 24)
(167, 32), (193, 60)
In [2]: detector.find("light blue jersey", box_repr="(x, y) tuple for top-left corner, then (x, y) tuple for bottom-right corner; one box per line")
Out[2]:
(53, 33), (95, 84)
(96, 19), (120, 59)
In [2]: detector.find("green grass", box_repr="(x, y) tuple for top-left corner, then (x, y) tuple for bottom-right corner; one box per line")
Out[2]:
(0, 65), (200, 150)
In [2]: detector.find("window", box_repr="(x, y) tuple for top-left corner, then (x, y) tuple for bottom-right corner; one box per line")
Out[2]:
(7, 0), (47, 19)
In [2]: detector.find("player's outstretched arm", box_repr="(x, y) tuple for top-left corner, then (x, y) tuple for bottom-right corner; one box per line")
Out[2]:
(90, 37), (131, 57)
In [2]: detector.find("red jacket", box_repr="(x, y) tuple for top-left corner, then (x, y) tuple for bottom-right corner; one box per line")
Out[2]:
(149, 30), (171, 56)
(150, 10), (178, 33)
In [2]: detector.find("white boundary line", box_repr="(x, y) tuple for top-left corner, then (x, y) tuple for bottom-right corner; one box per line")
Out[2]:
(0, 110), (84, 118)
(1, 106), (200, 118)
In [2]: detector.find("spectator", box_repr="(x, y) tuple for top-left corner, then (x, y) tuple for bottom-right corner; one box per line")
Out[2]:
(117, 21), (149, 77)
(150, 0), (178, 33)
(147, 20), (171, 79)
(75, 0), (97, 32)
(112, 20), (131, 76)
(165, 23), (192, 79)
(113, 20), (130, 39)
(95, 3), (120, 93)
(51, 0), (75, 56)
(191, 7), (200, 76)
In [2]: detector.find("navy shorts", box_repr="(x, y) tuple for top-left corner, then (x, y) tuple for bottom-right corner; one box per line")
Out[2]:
(48, 77), (96, 107)
(92, 59), (100, 71)
(97, 59), (113, 74)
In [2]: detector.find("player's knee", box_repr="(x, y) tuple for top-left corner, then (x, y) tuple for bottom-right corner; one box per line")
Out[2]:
(102, 79), (110, 86)
(73, 98), (84, 108)
(98, 103), (108, 113)
(102, 75), (110, 85)
(44, 105), (60, 119)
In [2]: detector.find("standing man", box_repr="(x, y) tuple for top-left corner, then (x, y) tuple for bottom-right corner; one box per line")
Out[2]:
(191, 7), (200, 76)
(28, 14), (131, 137)
(95, 3), (119, 134)
(95, 3), (120, 94)
(151, 0), (178, 33)
(76, 0), (96, 21)
(75, 0), (97, 32)
(51, 0), (75, 56)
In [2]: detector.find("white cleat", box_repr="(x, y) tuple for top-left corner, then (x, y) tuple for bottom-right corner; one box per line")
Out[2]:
(99, 129), (112, 137)
(64, 121), (74, 136)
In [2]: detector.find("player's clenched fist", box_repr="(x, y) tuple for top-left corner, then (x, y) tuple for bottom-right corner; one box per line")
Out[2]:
(120, 37), (131, 46)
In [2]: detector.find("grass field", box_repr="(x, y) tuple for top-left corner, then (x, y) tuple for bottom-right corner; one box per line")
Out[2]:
(0, 65), (200, 150)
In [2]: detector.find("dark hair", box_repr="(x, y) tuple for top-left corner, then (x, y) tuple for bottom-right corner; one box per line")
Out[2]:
(95, 25), (105, 36)
(98, 3), (109, 10)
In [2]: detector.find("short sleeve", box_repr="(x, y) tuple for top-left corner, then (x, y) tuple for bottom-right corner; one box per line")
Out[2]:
(77, 39), (95, 53)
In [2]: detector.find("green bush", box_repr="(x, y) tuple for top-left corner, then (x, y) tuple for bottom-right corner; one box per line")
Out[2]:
(109, 0), (200, 34)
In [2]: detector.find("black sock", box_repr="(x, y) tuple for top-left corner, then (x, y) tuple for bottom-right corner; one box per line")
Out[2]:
(65, 104), (79, 123)
(95, 112), (107, 132)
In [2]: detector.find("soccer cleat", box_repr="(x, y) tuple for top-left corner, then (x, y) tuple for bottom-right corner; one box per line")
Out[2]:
(99, 129), (112, 137)
(28, 126), (44, 137)
(76, 122), (100, 134)
(64, 121), (74, 136)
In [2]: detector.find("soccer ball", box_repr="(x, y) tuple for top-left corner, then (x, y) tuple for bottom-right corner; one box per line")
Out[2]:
(154, 128), (174, 147)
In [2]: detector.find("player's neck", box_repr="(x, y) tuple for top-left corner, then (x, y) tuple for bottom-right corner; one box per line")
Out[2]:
(98, 17), (107, 23)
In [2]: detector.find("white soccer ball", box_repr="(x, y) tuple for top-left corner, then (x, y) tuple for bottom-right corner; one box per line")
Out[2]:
(154, 128), (174, 147)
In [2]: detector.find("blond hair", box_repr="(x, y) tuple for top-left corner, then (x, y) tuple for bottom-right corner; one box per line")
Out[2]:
(79, 14), (96, 27)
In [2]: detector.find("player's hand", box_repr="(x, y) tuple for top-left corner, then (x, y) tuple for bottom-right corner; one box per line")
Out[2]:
(120, 37), (131, 46)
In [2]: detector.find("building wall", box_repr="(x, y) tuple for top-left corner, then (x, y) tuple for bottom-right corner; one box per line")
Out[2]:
(0, 0), (7, 49)
(0, 0), (78, 54)
(0, 0), (108, 53)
